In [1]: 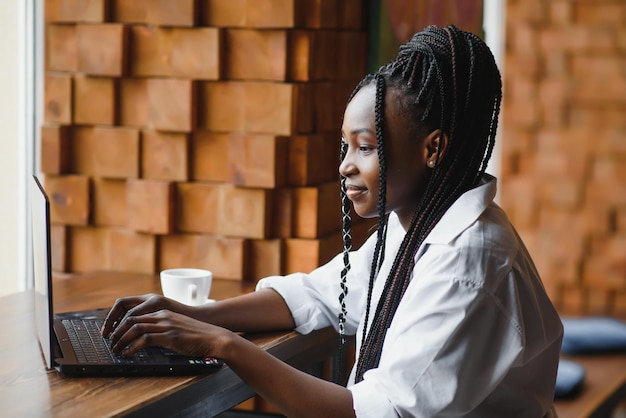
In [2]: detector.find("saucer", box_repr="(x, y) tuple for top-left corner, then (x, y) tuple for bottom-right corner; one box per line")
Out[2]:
(205, 298), (216, 304)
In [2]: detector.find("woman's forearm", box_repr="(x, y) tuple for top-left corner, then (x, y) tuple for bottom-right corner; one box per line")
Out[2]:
(195, 288), (296, 332)
(193, 288), (355, 417)
(218, 332), (356, 418)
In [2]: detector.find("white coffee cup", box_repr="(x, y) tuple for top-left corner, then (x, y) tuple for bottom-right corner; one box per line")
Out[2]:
(160, 268), (213, 306)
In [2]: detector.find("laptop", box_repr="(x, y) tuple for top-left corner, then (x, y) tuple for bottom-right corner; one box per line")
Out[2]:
(31, 175), (223, 376)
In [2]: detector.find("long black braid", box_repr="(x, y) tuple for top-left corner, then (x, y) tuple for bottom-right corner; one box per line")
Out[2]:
(336, 25), (502, 383)
(336, 72), (389, 384)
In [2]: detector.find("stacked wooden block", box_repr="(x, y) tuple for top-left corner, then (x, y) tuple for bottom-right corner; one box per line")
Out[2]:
(43, 0), (371, 281)
(500, 0), (626, 316)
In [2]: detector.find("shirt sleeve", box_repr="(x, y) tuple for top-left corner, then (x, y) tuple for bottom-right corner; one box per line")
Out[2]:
(256, 230), (379, 335)
(348, 251), (525, 417)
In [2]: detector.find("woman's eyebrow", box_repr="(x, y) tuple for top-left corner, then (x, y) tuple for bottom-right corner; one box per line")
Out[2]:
(342, 128), (375, 137)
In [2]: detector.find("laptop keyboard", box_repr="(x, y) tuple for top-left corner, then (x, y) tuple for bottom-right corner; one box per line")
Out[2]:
(62, 319), (151, 364)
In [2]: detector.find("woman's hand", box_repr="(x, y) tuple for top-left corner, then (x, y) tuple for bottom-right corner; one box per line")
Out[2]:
(100, 289), (297, 359)
(107, 307), (230, 358)
(101, 293), (223, 357)
(101, 293), (183, 338)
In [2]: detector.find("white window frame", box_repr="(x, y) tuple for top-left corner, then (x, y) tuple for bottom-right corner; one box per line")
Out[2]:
(483, 0), (506, 187)
(18, 0), (43, 290)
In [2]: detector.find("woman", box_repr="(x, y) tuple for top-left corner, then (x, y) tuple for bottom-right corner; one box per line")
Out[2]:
(103, 25), (563, 417)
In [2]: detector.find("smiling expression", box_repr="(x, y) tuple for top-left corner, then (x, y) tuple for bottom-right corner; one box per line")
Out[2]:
(339, 84), (439, 230)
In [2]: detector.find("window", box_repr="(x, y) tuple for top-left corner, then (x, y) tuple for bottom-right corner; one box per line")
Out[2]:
(0, 0), (41, 296)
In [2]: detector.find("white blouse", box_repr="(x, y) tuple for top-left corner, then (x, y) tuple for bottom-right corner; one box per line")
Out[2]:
(257, 175), (563, 417)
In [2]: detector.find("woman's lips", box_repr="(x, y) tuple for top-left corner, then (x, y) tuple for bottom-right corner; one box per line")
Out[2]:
(345, 184), (367, 200)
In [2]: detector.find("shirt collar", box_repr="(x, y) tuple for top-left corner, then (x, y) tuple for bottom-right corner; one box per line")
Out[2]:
(423, 173), (498, 245)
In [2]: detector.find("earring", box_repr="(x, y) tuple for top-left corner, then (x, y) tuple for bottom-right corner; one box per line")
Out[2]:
(427, 160), (436, 168)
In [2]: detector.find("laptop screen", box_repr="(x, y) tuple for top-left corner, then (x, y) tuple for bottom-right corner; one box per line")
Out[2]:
(31, 176), (54, 369)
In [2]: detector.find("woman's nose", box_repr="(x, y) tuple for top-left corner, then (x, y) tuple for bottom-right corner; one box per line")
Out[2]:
(339, 152), (355, 177)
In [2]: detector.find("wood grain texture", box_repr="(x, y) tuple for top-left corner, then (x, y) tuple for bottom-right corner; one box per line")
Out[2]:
(554, 354), (626, 418)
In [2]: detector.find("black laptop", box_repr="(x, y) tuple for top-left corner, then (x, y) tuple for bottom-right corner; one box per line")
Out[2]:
(31, 175), (223, 376)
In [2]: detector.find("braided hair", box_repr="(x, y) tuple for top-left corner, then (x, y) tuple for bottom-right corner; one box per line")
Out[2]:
(337, 25), (502, 383)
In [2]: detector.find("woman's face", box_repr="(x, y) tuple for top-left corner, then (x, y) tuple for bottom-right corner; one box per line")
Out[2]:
(339, 84), (436, 230)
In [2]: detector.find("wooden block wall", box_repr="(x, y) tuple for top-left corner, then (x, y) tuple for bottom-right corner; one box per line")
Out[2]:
(42, 0), (370, 282)
(501, 0), (626, 317)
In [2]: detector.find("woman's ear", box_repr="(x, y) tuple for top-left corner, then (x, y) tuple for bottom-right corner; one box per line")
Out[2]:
(424, 129), (448, 168)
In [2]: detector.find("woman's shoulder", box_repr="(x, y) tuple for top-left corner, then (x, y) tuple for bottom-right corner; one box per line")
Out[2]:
(417, 204), (530, 287)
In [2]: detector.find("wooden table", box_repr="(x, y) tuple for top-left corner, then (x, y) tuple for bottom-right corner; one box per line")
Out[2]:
(0, 271), (337, 417)
(554, 353), (626, 418)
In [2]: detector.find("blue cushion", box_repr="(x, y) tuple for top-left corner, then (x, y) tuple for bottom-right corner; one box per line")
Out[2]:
(561, 317), (626, 354)
(555, 359), (585, 398)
